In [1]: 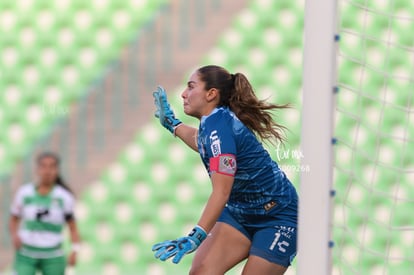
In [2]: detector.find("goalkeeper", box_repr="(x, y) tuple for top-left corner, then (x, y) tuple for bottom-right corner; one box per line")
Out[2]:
(152, 65), (298, 275)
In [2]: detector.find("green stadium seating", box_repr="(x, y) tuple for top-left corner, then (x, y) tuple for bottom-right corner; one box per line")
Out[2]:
(2, 0), (410, 273)
(0, 0), (167, 177)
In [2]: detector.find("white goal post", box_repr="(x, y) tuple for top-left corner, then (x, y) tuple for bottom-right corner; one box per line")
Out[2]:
(297, 0), (338, 274)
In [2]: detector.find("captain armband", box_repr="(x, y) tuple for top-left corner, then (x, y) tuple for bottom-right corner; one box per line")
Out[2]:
(209, 154), (237, 176)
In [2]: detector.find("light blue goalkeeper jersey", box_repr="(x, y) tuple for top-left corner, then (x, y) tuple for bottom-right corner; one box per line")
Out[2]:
(197, 107), (298, 219)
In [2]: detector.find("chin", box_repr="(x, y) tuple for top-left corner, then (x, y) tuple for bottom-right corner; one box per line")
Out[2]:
(184, 108), (199, 119)
(183, 106), (192, 115)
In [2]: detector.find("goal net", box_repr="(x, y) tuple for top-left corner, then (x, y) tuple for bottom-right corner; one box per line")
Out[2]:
(333, 0), (414, 273)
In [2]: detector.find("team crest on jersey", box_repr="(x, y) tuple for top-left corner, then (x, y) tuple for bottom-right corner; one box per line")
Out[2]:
(209, 130), (221, 157)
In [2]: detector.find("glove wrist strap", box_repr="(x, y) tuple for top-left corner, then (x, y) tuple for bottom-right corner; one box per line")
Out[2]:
(173, 122), (183, 137)
(188, 225), (207, 244)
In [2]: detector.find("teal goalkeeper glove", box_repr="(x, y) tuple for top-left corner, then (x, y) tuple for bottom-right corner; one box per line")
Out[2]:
(153, 86), (182, 134)
(152, 226), (207, 264)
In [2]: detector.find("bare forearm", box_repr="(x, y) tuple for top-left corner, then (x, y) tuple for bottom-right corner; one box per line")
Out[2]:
(197, 173), (234, 233)
(67, 220), (80, 266)
(175, 124), (198, 152)
(68, 220), (81, 243)
(71, 231), (81, 244)
(197, 190), (229, 233)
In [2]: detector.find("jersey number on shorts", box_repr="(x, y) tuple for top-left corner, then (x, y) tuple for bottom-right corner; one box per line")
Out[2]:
(269, 232), (289, 253)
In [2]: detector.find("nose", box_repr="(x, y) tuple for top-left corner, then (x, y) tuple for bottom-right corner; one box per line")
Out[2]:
(181, 88), (188, 99)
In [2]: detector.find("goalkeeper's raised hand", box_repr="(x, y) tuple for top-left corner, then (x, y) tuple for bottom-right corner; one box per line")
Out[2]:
(152, 226), (207, 264)
(153, 86), (182, 134)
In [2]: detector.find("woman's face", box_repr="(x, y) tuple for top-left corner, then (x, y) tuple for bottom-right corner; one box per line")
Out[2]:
(36, 157), (58, 185)
(181, 71), (210, 119)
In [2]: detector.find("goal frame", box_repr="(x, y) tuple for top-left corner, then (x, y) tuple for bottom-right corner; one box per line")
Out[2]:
(297, 0), (338, 274)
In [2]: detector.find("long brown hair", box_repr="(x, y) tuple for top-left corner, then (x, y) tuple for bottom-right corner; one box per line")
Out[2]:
(36, 151), (73, 194)
(197, 65), (288, 144)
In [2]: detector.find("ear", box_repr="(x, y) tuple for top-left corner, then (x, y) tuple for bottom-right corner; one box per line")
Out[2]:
(205, 88), (219, 102)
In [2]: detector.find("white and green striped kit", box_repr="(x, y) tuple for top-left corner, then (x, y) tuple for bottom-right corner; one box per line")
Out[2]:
(11, 183), (75, 258)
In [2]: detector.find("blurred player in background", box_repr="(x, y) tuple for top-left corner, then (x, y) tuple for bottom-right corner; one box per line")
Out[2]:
(9, 152), (81, 275)
(152, 65), (298, 274)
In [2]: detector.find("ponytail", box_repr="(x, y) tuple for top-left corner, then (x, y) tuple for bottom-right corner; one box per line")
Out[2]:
(55, 174), (73, 194)
(197, 65), (289, 144)
(230, 73), (289, 144)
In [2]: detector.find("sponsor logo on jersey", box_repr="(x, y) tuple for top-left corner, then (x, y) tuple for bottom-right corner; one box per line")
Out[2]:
(209, 130), (221, 157)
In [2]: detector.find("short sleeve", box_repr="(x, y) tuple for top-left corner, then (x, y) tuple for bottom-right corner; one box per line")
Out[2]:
(204, 114), (237, 176)
(63, 192), (76, 221)
(204, 120), (236, 158)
